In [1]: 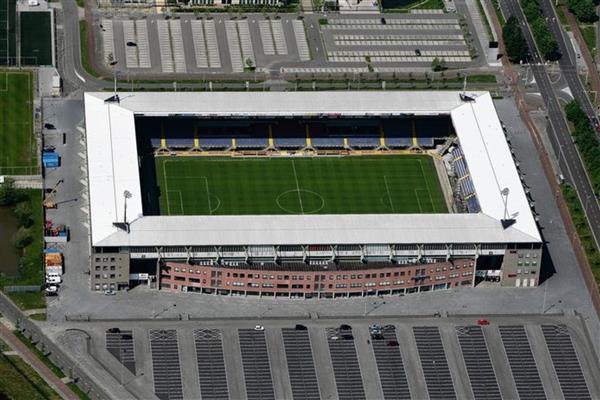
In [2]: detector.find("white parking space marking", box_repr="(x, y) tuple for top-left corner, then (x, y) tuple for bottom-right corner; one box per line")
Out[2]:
(135, 20), (151, 68)
(157, 20), (174, 73)
(101, 19), (115, 64)
(292, 20), (310, 61)
(225, 20), (243, 72)
(271, 20), (288, 55)
(169, 20), (187, 73)
(259, 20), (275, 56)
(191, 20), (209, 68)
(204, 20), (221, 68)
(122, 20), (138, 68)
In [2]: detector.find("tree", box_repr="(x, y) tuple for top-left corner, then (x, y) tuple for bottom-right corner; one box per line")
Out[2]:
(13, 201), (33, 228)
(502, 16), (528, 63)
(14, 227), (32, 249)
(567, 0), (598, 23)
(0, 178), (21, 206)
(431, 57), (447, 72)
(245, 57), (254, 70)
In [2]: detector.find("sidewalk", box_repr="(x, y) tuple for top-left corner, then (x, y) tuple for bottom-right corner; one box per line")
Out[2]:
(0, 323), (79, 400)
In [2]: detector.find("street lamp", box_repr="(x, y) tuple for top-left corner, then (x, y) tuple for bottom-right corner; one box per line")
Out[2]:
(109, 60), (118, 96)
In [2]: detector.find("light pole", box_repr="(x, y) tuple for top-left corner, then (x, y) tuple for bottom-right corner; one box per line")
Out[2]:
(109, 60), (118, 96)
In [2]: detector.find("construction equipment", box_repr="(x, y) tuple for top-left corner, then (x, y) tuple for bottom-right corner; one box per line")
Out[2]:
(43, 179), (63, 209)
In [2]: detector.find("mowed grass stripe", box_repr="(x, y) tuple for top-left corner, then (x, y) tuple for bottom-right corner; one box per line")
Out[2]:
(0, 71), (35, 173)
(156, 156), (447, 216)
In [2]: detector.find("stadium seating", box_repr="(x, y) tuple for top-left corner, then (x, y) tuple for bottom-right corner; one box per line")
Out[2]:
(200, 138), (232, 149)
(311, 137), (345, 148)
(348, 136), (380, 148)
(235, 137), (269, 149)
(167, 138), (194, 149)
(466, 196), (481, 213)
(275, 137), (307, 148)
(385, 136), (413, 148)
(150, 138), (162, 148)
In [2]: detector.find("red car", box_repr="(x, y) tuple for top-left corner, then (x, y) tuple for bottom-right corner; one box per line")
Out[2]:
(477, 319), (490, 326)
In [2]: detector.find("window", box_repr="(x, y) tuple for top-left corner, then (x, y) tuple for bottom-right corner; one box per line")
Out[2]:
(110, 274), (115, 279)
(95, 266), (100, 271)
(110, 266), (115, 271)
(95, 274), (100, 279)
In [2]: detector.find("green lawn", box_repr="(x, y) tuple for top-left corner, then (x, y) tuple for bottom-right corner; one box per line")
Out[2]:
(8, 291), (45, 310)
(0, 353), (61, 400)
(0, 70), (36, 175)
(20, 11), (52, 66)
(155, 155), (447, 215)
(580, 25), (596, 61)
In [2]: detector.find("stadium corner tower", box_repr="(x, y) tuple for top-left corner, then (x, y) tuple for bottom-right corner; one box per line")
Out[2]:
(83, 91), (542, 297)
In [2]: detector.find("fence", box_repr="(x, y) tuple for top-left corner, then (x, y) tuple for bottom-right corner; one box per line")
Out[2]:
(3, 285), (40, 293)
(0, 291), (111, 400)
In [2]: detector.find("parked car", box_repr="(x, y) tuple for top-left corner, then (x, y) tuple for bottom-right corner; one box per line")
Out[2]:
(107, 327), (121, 333)
(126, 41), (137, 47)
(477, 319), (490, 326)
(45, 285), (58, 294)
(295, 324), (307, 331)
(103, 289), (116, 296)
(415, 49), (422, 56)
(254, 325), (265, 331)
(44, 123), (56, 130)
(45, 274), (62, 284)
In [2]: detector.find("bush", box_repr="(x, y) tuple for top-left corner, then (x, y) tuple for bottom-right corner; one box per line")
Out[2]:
(0, 179), (23, 206)
(503, 16), (528, 62)
(14, 227), (32, 249)
(566, 0), (599, 23)
(13, 202), (33, 228)
(431, 57), (447, 71)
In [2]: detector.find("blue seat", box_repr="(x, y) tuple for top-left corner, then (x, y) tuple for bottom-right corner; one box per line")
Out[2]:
(385, 136), (413, 148)
(348, 136), (380, 148)
(312, 137), (345, 148)
(167, 138), (194, 148)
(417, 136), (434, 148)
(236, 137), (268, 149)
(466, 196), (481, 213)
(150, 138), (162, 148)
(275, 137), (306, 148)
(200, 138), (232, 149)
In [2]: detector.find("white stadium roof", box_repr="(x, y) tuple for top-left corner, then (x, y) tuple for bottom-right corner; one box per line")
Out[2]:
(83, 91), (541, 247)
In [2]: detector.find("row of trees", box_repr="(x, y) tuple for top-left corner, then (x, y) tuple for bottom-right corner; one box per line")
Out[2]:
(564, 101), (600, 196)
(566, 0), (599, 23)
(503, 16), (529, 62)
(0, 179), (34, 250)
(521, 0), (560, 60)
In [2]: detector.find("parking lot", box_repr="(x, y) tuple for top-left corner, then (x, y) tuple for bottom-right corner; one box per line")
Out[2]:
(58, 314), (600, 400)
(95, 12), (481, 77)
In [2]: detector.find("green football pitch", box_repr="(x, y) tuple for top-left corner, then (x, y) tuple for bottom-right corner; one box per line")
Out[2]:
(0, 70), (36, 175)
(155, 155), (448, 216)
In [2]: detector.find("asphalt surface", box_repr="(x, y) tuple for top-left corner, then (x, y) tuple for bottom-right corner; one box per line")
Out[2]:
(502, 0), (600, 249)
(50, 314), (600, 400)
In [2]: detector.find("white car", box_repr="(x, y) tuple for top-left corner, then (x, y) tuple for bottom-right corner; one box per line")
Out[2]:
(45, 285), (58, 294)
(254, 325), (265, 331)
(45, 275), (62, 284)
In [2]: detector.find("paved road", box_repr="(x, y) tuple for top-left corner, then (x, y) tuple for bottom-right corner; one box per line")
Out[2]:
(539, 0), (597, 118)
(502, 0), (600, 250)
(0, 324), (79, 400)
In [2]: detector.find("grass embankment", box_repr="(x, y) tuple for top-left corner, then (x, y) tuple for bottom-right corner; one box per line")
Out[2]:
(79, 21), (100, 78)
(579, 25), (596, 61)
(0, 352), (61, 399)
(562, 184), (600, 283)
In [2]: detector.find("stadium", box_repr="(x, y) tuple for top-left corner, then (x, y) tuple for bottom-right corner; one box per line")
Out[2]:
(84, 91), (542, 297)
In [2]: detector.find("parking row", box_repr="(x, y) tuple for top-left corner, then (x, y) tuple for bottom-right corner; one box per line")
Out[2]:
(106, 322), (595, 400)
(327, 17), (459, 25)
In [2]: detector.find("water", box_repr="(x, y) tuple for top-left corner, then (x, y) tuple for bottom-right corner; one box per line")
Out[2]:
(0, 207), (19, 277)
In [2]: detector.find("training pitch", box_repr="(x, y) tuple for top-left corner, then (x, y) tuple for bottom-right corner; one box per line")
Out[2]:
(0, 70), (35, 175)
(155, 155), (447, 216)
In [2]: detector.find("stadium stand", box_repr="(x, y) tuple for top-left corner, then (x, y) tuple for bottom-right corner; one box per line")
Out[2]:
(200, 137), (232, 149)
(451, 146), (480, 213)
